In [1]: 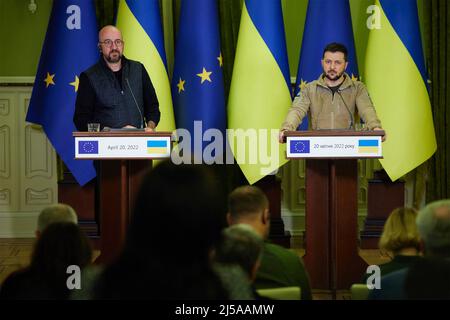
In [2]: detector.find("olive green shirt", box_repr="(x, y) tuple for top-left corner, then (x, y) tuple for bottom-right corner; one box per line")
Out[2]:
(281, 73), (382, 131)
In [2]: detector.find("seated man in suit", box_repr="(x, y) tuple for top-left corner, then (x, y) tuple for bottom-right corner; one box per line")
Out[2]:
(227, 185), (312, 300)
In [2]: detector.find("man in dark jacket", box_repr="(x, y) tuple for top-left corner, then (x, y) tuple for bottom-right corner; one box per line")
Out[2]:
(74, 25), (160, 132)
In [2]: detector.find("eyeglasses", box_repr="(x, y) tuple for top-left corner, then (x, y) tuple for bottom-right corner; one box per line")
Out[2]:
(99, 39), (124, 48)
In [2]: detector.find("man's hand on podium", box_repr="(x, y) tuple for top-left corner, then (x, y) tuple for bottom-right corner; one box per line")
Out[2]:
(145, 121), (156, 132)
(279, 130), (286, 144)
(373, 127), (386, 142)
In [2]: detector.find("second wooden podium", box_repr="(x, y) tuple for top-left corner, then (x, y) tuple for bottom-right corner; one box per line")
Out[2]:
(285, 130), (384, 292)
(73, 130), (172, 264)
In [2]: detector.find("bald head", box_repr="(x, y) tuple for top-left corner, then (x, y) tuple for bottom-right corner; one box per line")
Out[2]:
(99, 25), (122, 42)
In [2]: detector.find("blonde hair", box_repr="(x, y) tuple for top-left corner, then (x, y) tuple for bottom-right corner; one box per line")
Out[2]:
(379, 207), (421, 255)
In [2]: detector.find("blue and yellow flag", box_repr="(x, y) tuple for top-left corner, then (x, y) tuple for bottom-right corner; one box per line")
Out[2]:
(365, 0), (436, 181)
(227, 0), (291, 184)
(295, 0), (359, 130)
(116, 0), (175, 132)
(171, 0), (226, 158)
(26, 0), (98, 186)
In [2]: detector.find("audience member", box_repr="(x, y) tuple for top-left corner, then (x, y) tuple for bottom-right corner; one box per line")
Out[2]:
(227, 185), (312, 300)
(361, 207), (422, 283)
(214, 224), (265, 299)
(91, 161), (252, 299)
(369, 199), (450, 300)
(0, 223), (92, 300)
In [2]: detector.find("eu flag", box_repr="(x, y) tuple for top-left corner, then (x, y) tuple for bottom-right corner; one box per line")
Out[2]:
(295, 0), (359, 130)
(290, 140), (310, 154)
(171, 0), (226, 159)
(26, 0), (98, 186)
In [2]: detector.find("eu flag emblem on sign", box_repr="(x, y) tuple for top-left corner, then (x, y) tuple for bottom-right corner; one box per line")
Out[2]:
(25, 0), (98, 186)
(78, 141), (99, 154)
(290, 140), (310, 154)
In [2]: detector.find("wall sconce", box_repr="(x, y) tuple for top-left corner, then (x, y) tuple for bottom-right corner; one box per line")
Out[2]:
(28, 0), (37, 14)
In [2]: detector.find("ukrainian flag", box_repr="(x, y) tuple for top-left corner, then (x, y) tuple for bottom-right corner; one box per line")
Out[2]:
(147, 140), (168, 154)
(116, 0), (175, 132)
(227, 0), (291, 184)
(358, 139), (379, 154)
(365, 0), (436, 181)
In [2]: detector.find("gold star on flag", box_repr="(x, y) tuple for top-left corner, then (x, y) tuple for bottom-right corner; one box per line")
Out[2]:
(351, 74), (358, 82)
(44, 72), (55, 88)
(177, 78), (186, 93)
(299, 79), (307, 91)
(197, 68), (212, 84)
(70, 75), (79, 92)
(217, 53), (223, 67)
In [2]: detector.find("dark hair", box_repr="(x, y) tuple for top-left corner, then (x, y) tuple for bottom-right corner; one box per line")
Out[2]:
(215, 224), (264, 278)
(95, 161), (228, 299)
(228, 185), (268, 219)
(29, 222), (92, 298)
(323, 42), (348, 61)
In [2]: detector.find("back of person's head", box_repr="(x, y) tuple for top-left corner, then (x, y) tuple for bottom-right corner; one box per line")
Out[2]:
(215, 224), (264, 281)
(37, 203), (77, 235)
(29, 222), (92, 298)
(95, 161), (228, 299)
(404, 257), (450, 300)
(31, 222), (92, 272)
(378, 207), (421, 255)
(416, 199), (450, 257)
(127, 161), (226, 260)
(228, 186), (269, 221)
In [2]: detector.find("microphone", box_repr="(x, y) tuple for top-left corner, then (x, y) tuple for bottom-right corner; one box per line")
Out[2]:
(125, 78), (146, 129)
(337, 90), (354, 130)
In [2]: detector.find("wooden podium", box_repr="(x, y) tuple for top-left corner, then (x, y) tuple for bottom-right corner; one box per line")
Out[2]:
(73, 131), (172, 264)
(285, 130), (384, 292)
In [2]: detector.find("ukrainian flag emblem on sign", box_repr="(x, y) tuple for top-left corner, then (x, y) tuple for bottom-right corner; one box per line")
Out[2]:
(147, 140), (168, 154)
(358, 140), (379, 153)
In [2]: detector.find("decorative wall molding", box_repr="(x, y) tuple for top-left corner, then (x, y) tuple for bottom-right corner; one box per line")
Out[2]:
(0, 189), (10, 205)
(0, 126), (10, 178)
(25, 188), (54, 205)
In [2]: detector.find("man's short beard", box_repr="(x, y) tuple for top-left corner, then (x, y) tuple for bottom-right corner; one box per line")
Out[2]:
(105, 51), (121, 63)
(324, 70), (344, 81)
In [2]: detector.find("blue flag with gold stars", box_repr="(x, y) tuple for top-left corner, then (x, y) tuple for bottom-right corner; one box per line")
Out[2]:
(295, 0), (358, 130)
(171, 0), (226, 158)
(26, 0), (98, 186)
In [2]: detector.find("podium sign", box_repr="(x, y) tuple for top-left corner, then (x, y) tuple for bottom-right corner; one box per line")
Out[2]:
(286, 135), (382, 158)
(75, 134), (171, 159)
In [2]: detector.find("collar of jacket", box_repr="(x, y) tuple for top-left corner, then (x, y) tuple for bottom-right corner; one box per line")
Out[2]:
(316, 72), (354, 91)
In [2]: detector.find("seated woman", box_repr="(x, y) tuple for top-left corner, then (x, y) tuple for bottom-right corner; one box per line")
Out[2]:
(0, 223), (92, 300)
(361, 207), (422, 284)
